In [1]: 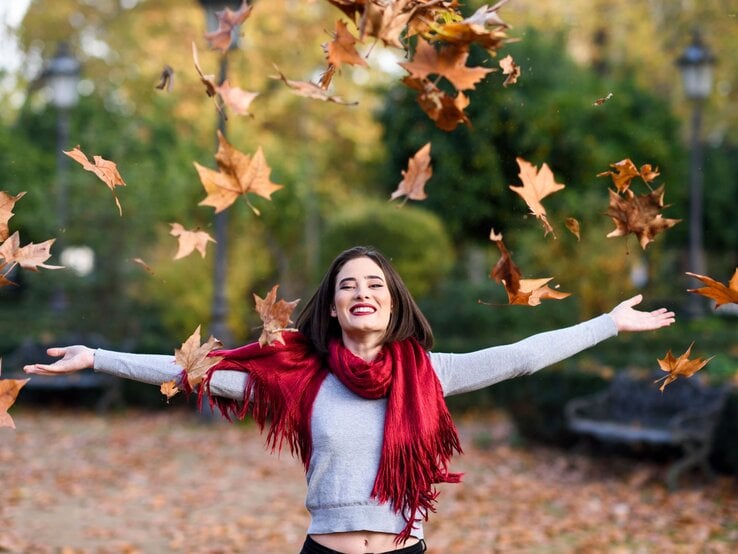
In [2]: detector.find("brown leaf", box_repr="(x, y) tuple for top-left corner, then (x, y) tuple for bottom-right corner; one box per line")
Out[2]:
(489, 228), (522, 297)
(597, 159), (639, 193)
(593, 92), (613, 106)
(514, 278), (571, 306)
(271, 65), (358, 105)
(174, 326), (223, 391)
(402, 76), (471, 132)
(605, 185), (681, 249)
(430, 3), (511, 50)
(499, 54), (520, 87)
(390, 142), (432, 203)
(0, 360), (29, 429)
(656, 342), (714, 392)
(686, 268), (738, 308)
(196, 130), (283, 214)
(63, 146), (126, 216)
(0, 232), (62, 272)
(509, 157), (565, 237)
(131, 257), (155, 275)
(565, 217), (581, 241)
(254, 285), (300, 347)
(400, 39), (494, 91)
(0, 191), (26, 242)
(325, 20), (368, 69)
(204, 0), (253, 53)
(360, 0), (416, 48)
(154, 64), (174, 92)
(169, 223), (216, 260)
(639, 163), (660, 184)
(160, 380), (179, 401)
(192, 42), (218, 97)
(216, 80), (259, 116)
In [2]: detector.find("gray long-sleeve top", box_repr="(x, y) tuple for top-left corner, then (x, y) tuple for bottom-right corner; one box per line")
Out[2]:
(93, 313), (618, 538)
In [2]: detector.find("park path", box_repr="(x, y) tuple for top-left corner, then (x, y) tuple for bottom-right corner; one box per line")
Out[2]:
(1, 408), (736, 553)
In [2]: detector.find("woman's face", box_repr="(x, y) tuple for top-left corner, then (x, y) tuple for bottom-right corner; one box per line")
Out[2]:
(331, 256), (393, 340)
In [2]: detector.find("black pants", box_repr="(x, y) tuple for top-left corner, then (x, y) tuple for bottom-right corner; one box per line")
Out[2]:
(300, 535), (427, 554)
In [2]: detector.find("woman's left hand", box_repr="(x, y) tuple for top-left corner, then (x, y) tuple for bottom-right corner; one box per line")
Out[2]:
(608, 294), (676, 332)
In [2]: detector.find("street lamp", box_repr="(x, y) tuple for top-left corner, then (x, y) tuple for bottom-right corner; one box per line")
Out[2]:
(44, 42), (80, 313)
(677, 30), (715, 316)
(198, 0), (242, 346)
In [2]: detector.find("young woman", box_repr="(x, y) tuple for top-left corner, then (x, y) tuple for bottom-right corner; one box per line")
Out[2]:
(25, 246), (675, 554)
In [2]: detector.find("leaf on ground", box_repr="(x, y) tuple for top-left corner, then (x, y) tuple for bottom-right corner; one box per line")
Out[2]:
(173, 326), (223, 393)
(606, 185), (680, 249)
(655, 342), (714, 392)
(565, 217), (580, 241)
(499, 54), (520, 87)
(325, 19), (368, 69)
(169, 223), (216, 260)
(271, 65), (358, 105)
(154, 64), (174, 91)
(254, 285), (300, 347)
(0, 232), (62, 272)
(0, 360), (29, 429)
(509, 157), (565, 237)
(400, 39), (494, 91)
(204, 0), (253, 53)
(686, 268), (738, 308)
(63, 146), (126, 216)
(0, 191), (26, 241)
(196, 130), (283, 214)
(390, 142), (432, 203)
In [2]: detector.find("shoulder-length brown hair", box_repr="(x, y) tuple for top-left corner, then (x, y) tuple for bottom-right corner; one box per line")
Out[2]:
(296, 246), (434, 355)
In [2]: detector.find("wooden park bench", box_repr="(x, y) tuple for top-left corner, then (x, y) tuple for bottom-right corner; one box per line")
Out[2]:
(565, 370), (729, 490)
(2, 336), (123, 412)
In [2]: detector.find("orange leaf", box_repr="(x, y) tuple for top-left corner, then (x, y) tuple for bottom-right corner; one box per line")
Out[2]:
(0, 191), (26, 242)
(400, 39), (493, 92)
(169, 223), (216, 260)
(656, 342), (713, 392)
(509, 157), (565, 237)
(499, 54), (520, 87)
(216, 80), (259, 117)
(402, 77), (471, 132)
(160, 380), (180, 401)
(597, 159), (639, 193)
(686, 268), (738, 309)
(514, 278), (571, 306)
(204, 0), (253, 53)
(325, 20), (368, 69)
(390, 142), (432, 203)
(0, 359), (28, 429)
(606, 185), (681, 249)
(63, 146), (126, 216)
(565, 217), (581, 241)
(430, 4), (511, 50)
(0, 232), (62, 272)
(174, 326), (223, 391)
(254, 285), (300, 347)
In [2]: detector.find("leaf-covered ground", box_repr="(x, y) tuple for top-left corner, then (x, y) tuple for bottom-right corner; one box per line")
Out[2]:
(1, 408), (736, 553)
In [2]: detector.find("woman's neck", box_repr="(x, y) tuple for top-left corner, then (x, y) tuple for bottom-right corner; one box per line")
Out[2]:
(341, 332), (383, 362)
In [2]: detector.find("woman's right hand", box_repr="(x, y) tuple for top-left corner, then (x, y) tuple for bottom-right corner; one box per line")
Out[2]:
(23, 345), (95, 376)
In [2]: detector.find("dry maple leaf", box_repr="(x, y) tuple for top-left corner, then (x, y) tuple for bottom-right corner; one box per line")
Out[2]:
(0, 359), (29, 429)
(430, 2), (511, 50)
(638, 163), (660, 184)
(192, 42), (218, 98)
(169, 223), (216, 260)
(171, 325), (224, 395)
(325, 19), (368, 69)
(195, 130), (283, 214)
(509, 157), (565, 237)
(488, 227), (521, 296)
(204, 0), (253, 52)
(400, 39), (494, 92)
(606, 185), (680, 249)
(597, 159), (639, 193)
(390, 142), (432, 203)
(131, 257), (155, 275)
(686, 268), (738, 308)
(360, 0), (417, 48)
(499, 54), (520, 87)
(254, 285), (300, 347)
(565, 217), (581, 241)
(63, 146), (126, 216)
(0, 191), (26, 241)
(155, 64), (174, 91)
(593, 92), (613, 106)
(655, 342), (714, 392)
(217, 80), (259, 117)
(271, 65), (358, 105)
(402, 76), (471, 132)
(160, 380), (179, 401)
(0, 231), (62, 272)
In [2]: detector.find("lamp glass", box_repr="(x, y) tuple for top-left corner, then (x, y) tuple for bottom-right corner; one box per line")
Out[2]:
(681, 64), (713, 101)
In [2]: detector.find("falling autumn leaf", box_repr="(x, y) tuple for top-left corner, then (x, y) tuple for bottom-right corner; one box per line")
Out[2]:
(429, 2), (511, 50)
(400, 39), (494, 92)
(160, 380), (179, 401)
(63, 146), (126, 216)
(402, 76), (471, 132)
(0, 232), (62, 272)
(390, 142), (432, 203)
(606, 185), (680, 250)
(171, 325), (224, 395)
(254, 285), (300, 347)
(499, 54), (520, 87)
(325, 19), (368, 69)
(593, 92), (613, 106)
(216, 80), (259, 117)
(509, 157), (565, 237)
(0, 359), (29, 429)
(0, 191), (26, 241)
(169, 223), (216, 260)
(565, 217), (581, 241)
(686, 268), (738, 308)
(192, 42), (218, 98)
(271, 65), (358, 105)
(597, 159), (639, 193)
(195, 130), (283, 214)
(131, 257), (155, 275)
(155, 64), (174, 91)
(655, 342), (714, 392)
(204, 0), (253, 53)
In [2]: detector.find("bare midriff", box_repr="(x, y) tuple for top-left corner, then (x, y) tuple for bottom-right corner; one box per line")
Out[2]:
(310, 531), (420, 554)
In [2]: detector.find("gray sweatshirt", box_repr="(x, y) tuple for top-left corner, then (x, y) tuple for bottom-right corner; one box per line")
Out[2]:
(93, 314), (617, 539)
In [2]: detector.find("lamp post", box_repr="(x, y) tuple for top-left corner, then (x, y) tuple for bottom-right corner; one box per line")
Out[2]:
(198, 0), (242, 346)
(677, 30), (715, 316)
(44, 42), (80, 314)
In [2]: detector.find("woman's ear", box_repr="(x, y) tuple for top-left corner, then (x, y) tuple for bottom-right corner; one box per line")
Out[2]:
(330, 305), (336, 317)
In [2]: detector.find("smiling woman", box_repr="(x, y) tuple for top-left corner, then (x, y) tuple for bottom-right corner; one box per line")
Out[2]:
(24, 245), (676, 554)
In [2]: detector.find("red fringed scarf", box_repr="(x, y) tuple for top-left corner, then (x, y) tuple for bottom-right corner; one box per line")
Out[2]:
(188, 332), (462, 542)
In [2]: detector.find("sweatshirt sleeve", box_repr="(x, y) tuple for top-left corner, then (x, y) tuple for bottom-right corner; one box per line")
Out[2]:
(429, 314), (618, 397)
(93, 349), (248, 401)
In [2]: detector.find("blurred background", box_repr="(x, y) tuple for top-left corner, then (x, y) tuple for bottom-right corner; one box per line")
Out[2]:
(0, 0), (736, 470)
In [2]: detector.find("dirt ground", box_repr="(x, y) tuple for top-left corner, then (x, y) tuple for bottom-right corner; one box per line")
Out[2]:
(1, 407), (736, 553)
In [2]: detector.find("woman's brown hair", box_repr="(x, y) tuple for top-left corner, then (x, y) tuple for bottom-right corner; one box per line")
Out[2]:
(296, 246), (434, 354)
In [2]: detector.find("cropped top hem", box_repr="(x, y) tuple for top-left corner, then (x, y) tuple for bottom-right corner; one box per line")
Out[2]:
(307, 503), (424, 539)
